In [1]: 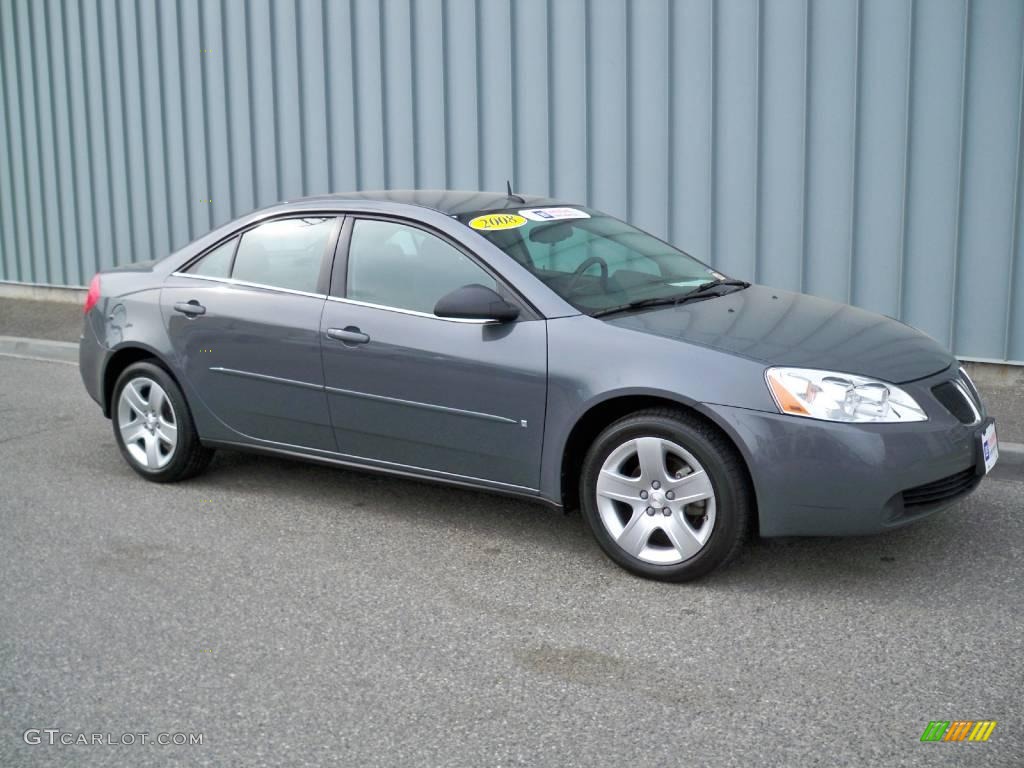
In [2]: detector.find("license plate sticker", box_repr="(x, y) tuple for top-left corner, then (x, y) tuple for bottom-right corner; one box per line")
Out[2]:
(981, 422), (999, 474)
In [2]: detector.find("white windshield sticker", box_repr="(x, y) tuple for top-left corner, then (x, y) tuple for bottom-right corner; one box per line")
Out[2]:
(519, 207), (591, 222)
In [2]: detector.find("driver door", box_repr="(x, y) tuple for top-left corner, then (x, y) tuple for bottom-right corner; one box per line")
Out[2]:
(319, 217), (548, 491)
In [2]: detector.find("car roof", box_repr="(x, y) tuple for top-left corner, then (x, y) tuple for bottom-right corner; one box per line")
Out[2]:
(293, 189), (568, 216)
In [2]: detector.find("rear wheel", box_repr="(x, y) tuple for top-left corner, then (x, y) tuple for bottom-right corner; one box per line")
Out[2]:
(580, 408), (751, 581)
(112, 361), (213, 482)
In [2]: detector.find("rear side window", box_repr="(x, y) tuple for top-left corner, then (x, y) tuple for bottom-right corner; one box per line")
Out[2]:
(185, 237), (237, 278)
(346, 219), (497, 314)
(231, 217), (335, 294)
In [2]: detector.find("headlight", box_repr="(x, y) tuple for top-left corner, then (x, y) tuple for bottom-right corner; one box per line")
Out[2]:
(765, 367), (927, 423)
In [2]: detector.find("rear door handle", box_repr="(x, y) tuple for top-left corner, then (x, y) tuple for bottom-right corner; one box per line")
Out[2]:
(326, 327), (370, 345)
(174, 300), (206, 316)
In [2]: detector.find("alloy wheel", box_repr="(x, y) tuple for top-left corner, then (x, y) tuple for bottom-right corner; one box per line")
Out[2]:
(117, 377), (178, 470)
(594, 436), (717, 565)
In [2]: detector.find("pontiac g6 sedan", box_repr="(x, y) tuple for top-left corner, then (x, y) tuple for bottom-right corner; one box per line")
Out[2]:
(79, 190), (999, 581)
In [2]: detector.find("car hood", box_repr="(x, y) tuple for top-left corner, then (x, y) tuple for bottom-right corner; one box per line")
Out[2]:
(604, 284), (955, 384)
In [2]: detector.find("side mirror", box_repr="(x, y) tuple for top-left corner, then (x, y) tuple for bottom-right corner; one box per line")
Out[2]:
(434, 284), (520, 323)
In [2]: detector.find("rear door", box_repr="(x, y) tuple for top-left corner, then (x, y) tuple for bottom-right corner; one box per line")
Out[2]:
(320, 216), (547, 491)
(161, 216), (340, 450)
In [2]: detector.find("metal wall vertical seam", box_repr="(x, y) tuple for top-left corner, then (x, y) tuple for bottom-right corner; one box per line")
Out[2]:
(896, 0), (915, 320)
(13, 0), (30, 282)
(20, 0), (38, 281)
(441, 0), (450, 188)
(245, 2), (262, 201)
(583, 0), (591, 206)
(43, 0), (67, 282)
(135, 0), (155, 261)
(221, 0), (236, 214)
(666, 0), (675, 244)
(407, 0), (417, 190)
(509, 0), (518, 189)
(949, 0), (972, 353)
(0, 9), (17, 281)
(155, 0), (173, 258)
(348, 0), (361, 189)
(80, 0), (101, 280)
(99, 2), (120, 264)
(25, 0), (49, 281)
(708, 0), (716, 265)
(625, 0), (633, 222)
(268, 1), (281, 201)
(473, 0), (483, 189)
(126, 0), (147, 249)
(1003, 9), (1024, 360)
(376, 0), (388, 188)
(116, 0), (138, 263)
(752, 0), (762, 282)
(296, 0), (309, 195)
(321, 0), (334, 194)
(56, 0), (84, 282)
(546, 0), (554, 197)
(0, 7), (5, 278)
(174, 1), (193, 240)
(847, 0), (862, 305)
(798, 0), (811, 293)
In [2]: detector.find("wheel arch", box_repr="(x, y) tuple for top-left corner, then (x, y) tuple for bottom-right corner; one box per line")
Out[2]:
(557, 391), (760, 531)
(101, 343), (178, 418)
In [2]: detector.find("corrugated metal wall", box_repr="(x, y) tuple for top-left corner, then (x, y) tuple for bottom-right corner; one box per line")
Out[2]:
(1, 0), (1023, 363)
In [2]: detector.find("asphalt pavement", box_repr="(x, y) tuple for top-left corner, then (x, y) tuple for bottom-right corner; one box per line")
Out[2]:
(1, 354), (1022, 767)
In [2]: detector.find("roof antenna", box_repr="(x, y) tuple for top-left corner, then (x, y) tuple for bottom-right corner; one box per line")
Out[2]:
(506, 179), (526, 204)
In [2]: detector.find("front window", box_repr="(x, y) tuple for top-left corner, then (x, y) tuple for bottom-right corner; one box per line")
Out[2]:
(457, 206), (719, 313)
(346, 219), (497, 315)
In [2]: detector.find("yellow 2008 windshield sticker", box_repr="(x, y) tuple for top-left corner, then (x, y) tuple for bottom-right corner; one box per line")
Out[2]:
(468, 213), (527, 231)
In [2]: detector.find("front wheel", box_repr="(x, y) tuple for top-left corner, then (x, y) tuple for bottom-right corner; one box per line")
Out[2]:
(579, 409), (751, 582)
(112, 361), (214, 482)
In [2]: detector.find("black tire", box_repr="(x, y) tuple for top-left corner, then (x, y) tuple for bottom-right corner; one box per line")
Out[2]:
(111, 360), (214, 482)
(579, 408), (751, 582)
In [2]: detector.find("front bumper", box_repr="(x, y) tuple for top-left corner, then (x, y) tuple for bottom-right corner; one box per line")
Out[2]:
(707, 368), (992, 536)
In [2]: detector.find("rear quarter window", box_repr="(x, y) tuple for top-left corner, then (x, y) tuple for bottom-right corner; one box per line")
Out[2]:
(184, 237), (237, 278)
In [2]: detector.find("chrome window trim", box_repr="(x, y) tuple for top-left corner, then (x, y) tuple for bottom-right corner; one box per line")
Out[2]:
(326, 295), (494, 324)
(170, 271), (327, 300)
(171, 272), (495, 322)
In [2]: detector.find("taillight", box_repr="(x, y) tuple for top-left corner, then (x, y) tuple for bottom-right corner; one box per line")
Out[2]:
(83, 274), (101, 314)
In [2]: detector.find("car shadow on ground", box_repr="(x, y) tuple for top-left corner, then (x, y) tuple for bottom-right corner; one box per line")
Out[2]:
(167, 446), (1019, 594)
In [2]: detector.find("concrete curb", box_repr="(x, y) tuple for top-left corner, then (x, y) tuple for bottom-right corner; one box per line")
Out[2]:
(0, 281), (87, 304)
(0, 335), (79, 365)
(999, 440), (1024, 463)
(1, 332), (1022, 462)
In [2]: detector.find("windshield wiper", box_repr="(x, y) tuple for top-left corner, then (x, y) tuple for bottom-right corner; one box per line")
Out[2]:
(680, 277), (750, 300)
(591, 295), (689, 318)
(591, 278), (750, 318)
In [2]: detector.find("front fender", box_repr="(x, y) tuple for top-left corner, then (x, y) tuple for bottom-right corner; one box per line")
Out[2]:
(539, 314), (775, 504)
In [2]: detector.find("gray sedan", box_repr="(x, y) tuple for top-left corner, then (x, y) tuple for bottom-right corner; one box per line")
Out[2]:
(79, 190), (999, 581)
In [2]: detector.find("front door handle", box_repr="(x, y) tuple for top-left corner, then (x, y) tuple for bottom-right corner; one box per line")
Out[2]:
(174, 300), (206, 316)
(326, 327), (370, 345)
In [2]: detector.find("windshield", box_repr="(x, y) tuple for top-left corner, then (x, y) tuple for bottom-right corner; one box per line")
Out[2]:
(457, 206), (721, 314)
